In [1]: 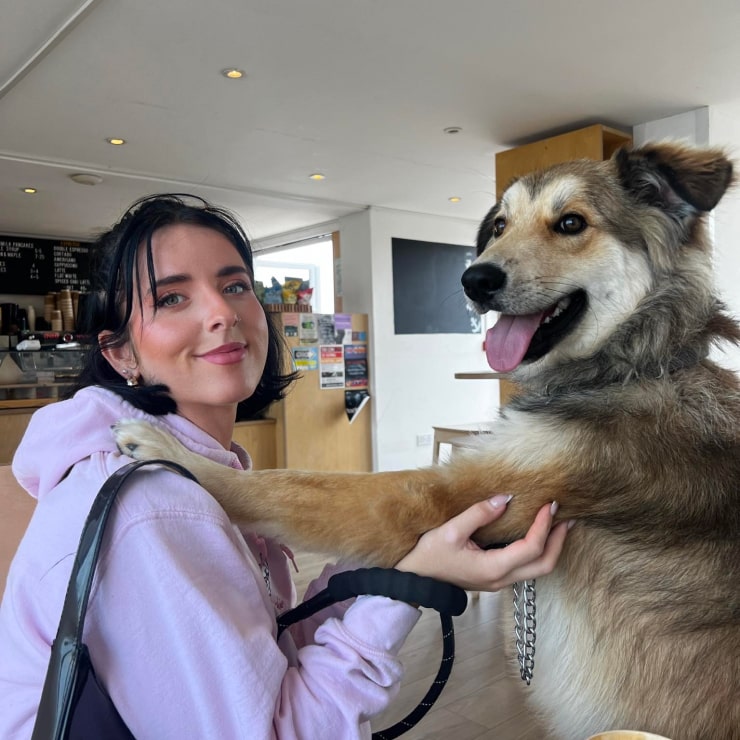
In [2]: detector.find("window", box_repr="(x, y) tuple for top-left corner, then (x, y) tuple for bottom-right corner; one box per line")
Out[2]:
(254, 238), (334, 313)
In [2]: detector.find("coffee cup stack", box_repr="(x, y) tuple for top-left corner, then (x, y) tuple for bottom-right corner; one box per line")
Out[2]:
(59, 289), (75, 332)
(44, 293), (56, 325)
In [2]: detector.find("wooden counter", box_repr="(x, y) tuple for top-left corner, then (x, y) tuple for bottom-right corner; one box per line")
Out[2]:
(454, 371), (505, 380)
(0, 409), (35, 464)
(0, 407), (279, 468)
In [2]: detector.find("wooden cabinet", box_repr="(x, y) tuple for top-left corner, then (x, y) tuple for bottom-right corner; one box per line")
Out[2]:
(231, 419), (277, 470)
(493, 124), (632, 404)
(266, 313), (372, 471)
(495, 124), (632, 197)
(0, 410), (33, 465)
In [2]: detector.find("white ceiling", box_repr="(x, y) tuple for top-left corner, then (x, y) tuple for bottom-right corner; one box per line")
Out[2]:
(3, 0), (740, 245)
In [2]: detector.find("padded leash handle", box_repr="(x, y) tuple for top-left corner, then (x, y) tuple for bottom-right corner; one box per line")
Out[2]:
(277, 568), (468, 739)
(277, 567), (467, 635)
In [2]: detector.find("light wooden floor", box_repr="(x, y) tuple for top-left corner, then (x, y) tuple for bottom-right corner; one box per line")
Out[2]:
(292, 551), (551, 740)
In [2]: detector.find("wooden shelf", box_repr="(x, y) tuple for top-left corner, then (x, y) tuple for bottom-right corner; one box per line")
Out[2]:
(454, 371), (505, 380)
(0, 381), (72, 412)
(0, 398), (57, 411)
(263, 303), (312, 313)
(0, 382), (68, 390)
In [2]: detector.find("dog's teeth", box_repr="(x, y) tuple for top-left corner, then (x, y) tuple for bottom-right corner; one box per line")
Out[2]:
(541, 296), (571, 326)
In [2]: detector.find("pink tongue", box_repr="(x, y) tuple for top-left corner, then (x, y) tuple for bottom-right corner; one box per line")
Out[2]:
(485, 312), (544, 372)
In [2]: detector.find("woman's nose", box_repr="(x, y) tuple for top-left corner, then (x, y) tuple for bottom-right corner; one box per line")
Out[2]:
(205, 293), (237, 330)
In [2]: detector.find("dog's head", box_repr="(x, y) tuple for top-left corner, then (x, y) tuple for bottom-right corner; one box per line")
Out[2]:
(462, 141), (734, 380)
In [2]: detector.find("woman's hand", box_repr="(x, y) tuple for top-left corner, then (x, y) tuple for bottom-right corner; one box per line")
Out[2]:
(394, 496), (572, 592)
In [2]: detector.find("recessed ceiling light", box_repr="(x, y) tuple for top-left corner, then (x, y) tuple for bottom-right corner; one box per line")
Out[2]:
(106, 137), (126, 145)
(221, 68), (245, 79)
(443, 126), (462, 135)
(309, 173), (326, 181)
(21, 187), (37, 194)
(448, 196), (462, 203)
(69, 173), (104, 186)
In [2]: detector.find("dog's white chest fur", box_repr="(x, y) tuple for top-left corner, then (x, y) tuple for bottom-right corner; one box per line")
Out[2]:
(525, 576), (618, 739)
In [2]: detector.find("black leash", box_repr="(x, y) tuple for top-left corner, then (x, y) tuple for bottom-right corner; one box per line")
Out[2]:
(278, 567), (468, 739)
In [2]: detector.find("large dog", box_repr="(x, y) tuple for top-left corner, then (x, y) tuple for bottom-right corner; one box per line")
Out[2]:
(113, 142), (740, 740)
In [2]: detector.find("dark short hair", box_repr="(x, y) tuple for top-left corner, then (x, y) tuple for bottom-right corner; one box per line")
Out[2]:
(71, 193), (297, 419)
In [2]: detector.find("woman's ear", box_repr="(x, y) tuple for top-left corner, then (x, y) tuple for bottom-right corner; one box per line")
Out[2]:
(99, 330), (138, 379)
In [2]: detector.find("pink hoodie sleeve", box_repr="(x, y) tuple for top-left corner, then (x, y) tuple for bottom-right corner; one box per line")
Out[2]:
(287, 561), (362, 649)
(86, 487), (420, 739)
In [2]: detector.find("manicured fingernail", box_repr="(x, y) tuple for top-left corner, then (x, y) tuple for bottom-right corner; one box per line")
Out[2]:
(550, 501), (559, 516)
(489, 494), (513, 509)
(567, 519), (577, 530)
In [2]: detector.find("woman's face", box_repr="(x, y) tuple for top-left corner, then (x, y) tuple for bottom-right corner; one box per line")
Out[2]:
(106, 223), (269, 438)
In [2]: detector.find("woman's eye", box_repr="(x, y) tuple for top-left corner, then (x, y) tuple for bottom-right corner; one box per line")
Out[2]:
(156, 293), (184, 308)
(224, 281), (250, 295)
(493, 217), (506, 237)
(555, 213), (587, 235)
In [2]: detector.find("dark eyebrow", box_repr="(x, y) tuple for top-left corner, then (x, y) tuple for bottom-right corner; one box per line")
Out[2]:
(152, 273), (190, 292)
(217, 265), (250, 278)
(149, 265), (250, 297)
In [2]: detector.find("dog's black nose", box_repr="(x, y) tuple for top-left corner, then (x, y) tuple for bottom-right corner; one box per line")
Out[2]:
(461, 263), (507, 304)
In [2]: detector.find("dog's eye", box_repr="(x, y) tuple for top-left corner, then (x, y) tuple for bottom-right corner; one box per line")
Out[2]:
(493, 217), (506, 237)
(555, 214), (587, 235)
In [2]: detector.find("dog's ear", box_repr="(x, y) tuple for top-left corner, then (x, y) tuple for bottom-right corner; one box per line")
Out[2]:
(614, 142), (734, 214)
(476, 204), (498, 256)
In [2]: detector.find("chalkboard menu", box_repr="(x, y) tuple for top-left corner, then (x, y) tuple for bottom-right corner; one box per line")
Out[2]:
(0, 236), (93, 295)
(392, 237), (482, 334)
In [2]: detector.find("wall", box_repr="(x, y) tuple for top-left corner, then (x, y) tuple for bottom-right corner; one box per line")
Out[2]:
(634, 106), (740, 372)
(708, 102), (740, 372)
(339, 207), (499, 472)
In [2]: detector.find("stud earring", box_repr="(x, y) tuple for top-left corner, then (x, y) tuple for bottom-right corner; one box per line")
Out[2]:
(124, 369), (140, 387)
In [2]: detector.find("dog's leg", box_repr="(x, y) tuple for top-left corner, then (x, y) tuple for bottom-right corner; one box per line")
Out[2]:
(113, 420), (567, 566)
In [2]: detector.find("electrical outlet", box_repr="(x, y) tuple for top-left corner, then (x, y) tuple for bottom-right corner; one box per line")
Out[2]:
(416, 433), (433, 447)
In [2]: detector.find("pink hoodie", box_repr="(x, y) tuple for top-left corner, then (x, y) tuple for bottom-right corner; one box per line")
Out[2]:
(0, 387), (420, 739)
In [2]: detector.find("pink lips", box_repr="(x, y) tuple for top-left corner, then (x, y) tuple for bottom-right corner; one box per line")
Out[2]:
(198, 342), (247, 365)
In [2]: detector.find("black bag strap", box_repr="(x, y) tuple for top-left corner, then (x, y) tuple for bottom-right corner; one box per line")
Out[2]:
(277, 568), (468, 739)
(32, 460), (197, 740)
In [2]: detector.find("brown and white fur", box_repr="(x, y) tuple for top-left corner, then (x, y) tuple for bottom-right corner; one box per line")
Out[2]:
(113, 142), (740, 740)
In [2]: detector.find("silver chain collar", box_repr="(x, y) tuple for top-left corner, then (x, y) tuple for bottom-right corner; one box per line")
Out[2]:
(513, 579), (537, 685)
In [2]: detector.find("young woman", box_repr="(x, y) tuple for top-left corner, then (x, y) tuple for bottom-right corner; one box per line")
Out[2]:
(0, 194), (569, 738)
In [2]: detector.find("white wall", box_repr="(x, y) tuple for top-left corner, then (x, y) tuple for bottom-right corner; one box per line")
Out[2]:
(632, 107), (709, 147)
(339, 207), (499, 471)
(708, 102), (740, 373)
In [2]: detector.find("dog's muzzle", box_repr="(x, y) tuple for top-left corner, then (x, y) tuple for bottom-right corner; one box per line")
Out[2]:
(461, 263), (506, 308)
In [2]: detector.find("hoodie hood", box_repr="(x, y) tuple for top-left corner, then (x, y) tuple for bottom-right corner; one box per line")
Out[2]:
(12, 386), (250, 500)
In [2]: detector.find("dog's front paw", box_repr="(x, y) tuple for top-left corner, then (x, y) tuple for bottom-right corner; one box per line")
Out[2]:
(111, 419), (189, 464)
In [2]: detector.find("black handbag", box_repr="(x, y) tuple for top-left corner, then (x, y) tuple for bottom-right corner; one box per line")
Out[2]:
(31, 460), (196, 740)
(31, 460), (467, 740)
